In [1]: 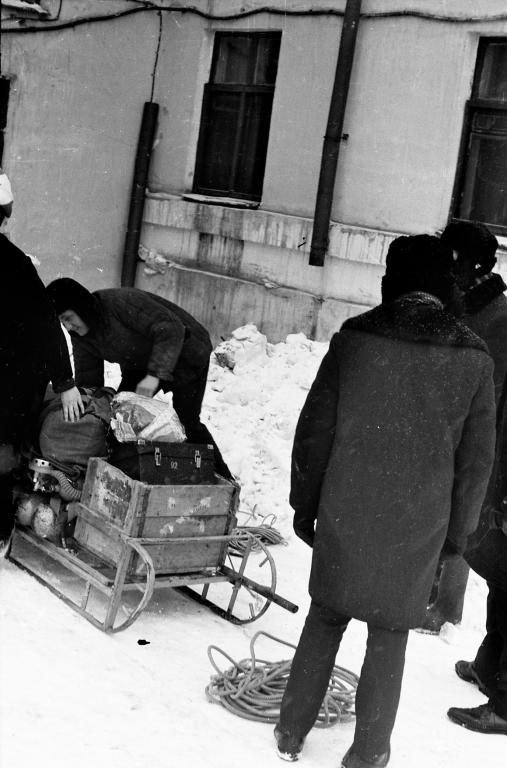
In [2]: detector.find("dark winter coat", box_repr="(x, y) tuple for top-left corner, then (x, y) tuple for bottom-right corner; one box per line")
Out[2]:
(291, 293), (496, 631)
(0, 234), (74, 444)
(459, 273), (507, 588)
(463, 273), (507, 405)
(70, 289), (212, 389)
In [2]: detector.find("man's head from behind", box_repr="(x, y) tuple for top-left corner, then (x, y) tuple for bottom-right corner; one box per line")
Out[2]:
(381, 235), (456, 306)
(440, 221), (498, 290)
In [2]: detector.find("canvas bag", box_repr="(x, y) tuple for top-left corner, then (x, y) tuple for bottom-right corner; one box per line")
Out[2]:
(38, 387), (115, 471)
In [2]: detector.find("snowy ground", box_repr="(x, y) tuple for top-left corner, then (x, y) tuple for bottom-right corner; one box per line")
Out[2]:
(1, 326), (505, 768)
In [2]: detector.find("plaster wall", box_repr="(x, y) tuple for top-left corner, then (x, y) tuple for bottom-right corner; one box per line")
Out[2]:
(1, 11), (157, 287)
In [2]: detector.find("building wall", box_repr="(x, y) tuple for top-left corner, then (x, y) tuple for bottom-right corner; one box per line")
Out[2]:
(1, 1), (158, 287)
(138, 2), (507, 340)
(2, 1), (507, 340)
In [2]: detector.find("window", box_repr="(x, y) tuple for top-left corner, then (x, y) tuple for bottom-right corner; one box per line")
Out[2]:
(452, 38), (507, 235)
(0, 77), (10, 166)
(193, 32), (281, 202)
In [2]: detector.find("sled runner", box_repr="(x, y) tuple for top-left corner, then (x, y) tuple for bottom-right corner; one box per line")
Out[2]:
(8, 458), (298, 632)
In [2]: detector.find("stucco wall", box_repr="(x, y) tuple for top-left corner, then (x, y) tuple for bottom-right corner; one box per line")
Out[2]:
(1, 5), (158, 287)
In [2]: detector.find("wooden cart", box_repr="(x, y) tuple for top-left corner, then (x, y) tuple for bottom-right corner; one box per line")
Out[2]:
(9, 458), (298, 632)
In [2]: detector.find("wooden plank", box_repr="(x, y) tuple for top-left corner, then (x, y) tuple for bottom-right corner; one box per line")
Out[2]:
(121, 572), (227, 590)
(80, 458), (135, 528)
(135, 541), (223, 575)
(14, 528), (113, 590)
(138, 483), (235, 519)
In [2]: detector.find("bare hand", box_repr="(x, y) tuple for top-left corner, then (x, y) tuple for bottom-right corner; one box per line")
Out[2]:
(135, 374), (160, 398)
(61, 386), (85, 422)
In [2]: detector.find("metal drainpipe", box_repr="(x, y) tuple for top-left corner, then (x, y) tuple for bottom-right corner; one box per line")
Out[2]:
(121, 101), (159, 287)
(309, 0), (362, 267)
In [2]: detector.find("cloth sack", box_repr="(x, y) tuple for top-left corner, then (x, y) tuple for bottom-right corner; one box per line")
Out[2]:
(39, 387), (115, 471)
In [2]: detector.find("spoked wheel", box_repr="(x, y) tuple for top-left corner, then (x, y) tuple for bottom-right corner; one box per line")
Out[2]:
(183, 532), (278, 624)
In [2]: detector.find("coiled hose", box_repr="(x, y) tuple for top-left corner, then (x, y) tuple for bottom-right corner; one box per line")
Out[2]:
(206, 631), (358, 726)
(229, 513), (287, 555)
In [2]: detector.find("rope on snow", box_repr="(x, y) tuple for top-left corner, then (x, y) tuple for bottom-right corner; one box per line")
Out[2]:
(206, 631), (358, 726)
(228, 513), (287, 555)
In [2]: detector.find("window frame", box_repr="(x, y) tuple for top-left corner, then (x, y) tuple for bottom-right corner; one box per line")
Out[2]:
(192, 31), (281, 203)
(450, 37), (507, 236)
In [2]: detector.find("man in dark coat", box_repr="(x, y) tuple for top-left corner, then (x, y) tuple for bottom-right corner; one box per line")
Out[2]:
(46, 278), (230, 477)
(447, 375), (507, 735)
(0, 173), (83, 552)
(274, 235), (496, 767)
(420, 222), (507, 633)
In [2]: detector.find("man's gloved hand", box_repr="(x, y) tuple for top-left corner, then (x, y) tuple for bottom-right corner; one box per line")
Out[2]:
(294, 522), (315, 548)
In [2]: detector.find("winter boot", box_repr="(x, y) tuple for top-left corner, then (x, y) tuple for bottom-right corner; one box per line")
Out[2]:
(341, 746), (390, 767)
(447, 704), (507, 734)
(274, 725), (305, 762)
(455, 660), (492, 697)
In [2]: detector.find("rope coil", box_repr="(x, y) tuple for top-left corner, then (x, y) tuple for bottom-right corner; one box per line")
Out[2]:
(206, 631), (358, 726)
(229, 513), (287, 555)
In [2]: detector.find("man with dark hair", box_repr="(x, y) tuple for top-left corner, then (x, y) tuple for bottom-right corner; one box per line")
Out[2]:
(46, 277), (231, 479)
(274, 235), (496, 767)
(0, 172), (83, 554)
(419, 221), (507, 633)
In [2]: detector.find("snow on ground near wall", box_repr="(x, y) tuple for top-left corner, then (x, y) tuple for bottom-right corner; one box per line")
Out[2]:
(1, 326), (505, 768)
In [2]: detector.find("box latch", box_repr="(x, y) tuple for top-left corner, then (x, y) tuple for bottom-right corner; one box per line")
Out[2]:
(154, 447), (162, 467)
(194, 450), (201, 469)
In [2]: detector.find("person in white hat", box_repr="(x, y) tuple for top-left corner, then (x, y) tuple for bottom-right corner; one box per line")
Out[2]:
(0, 171), (83, 554)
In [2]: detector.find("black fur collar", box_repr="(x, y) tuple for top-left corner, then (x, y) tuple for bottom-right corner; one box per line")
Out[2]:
(342, 293), (489, 353)
(466, 273), (507, 315)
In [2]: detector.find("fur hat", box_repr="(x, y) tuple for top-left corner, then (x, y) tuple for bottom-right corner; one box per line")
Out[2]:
(440, 222), (498, 275)
(46, 278), (103, 333)
(382, 235), (456, 304)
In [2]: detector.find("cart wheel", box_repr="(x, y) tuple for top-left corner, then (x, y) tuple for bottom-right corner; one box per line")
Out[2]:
(216, 533), (277, 624)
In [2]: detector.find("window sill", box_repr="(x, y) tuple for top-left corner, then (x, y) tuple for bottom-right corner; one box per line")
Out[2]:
(182, 193), (260, 210)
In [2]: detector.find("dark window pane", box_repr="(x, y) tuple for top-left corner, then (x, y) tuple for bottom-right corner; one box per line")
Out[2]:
(458, 132), (507, 227)
(234, 93), (273, 196)
(195, 32), (281, 199)
(198, 92), (241, 192)
(254, 36), (281, 85)
(477, 42), (507, 102)
(214, 36), (253, 84)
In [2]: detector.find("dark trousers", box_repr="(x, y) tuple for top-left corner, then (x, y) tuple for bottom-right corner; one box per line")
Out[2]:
(279, 601), (408, 762)
(474, 584), (507, 719)
(0, 474), (15, 539)
(0, 375), (47, 539)
(119, 366), (232, 480)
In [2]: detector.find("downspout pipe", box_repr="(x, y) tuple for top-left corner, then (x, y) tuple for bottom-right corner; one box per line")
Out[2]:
(121, 101), (159, 287)
(309, 0), (362, 267)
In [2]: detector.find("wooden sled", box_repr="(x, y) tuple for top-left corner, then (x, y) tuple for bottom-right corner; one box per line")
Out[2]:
(8, 458), (298, 632)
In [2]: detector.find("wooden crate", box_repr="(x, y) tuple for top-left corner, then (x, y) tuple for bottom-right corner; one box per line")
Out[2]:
(74, 458), (239, 576)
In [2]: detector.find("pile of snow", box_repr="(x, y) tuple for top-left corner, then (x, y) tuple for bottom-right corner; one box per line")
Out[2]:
(203, 324), (327, 529)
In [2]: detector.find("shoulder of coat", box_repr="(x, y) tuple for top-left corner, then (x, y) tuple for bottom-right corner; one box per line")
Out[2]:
(341, 301), (490, 355)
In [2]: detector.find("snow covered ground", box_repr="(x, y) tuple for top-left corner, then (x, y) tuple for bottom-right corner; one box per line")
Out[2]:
(1, 326), (505, 768)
